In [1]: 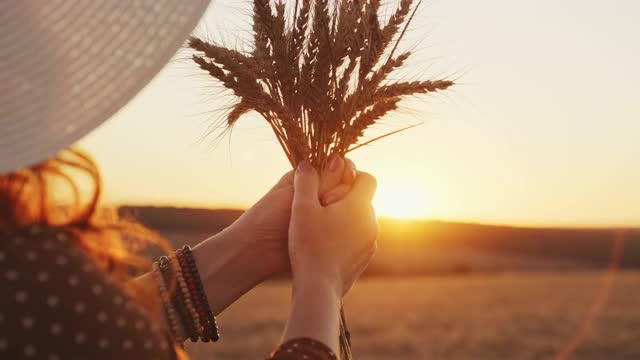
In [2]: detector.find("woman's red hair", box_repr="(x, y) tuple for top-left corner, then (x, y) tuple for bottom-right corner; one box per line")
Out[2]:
(0, 148), (188, 358)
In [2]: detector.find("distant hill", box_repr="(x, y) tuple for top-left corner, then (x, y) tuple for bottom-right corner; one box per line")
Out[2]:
(120, 206), (640, 275)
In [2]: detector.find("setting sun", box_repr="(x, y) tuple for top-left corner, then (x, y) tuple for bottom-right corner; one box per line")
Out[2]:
(373, 178), (434, 219)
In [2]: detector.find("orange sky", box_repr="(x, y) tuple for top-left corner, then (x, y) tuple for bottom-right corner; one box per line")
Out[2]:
(80, 0), (640, 227)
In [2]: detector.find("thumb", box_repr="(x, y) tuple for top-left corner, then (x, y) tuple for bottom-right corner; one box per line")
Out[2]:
(348, 172), (377, 202)
(293, 160), (321, 209)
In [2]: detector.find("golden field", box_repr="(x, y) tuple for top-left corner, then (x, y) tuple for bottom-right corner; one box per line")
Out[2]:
(187, 272), (640, 360)
(126, 207), (640, 359)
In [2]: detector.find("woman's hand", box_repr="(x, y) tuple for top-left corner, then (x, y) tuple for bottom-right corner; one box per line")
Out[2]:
(281, 161), (378, 353)
(289, 160), (379, 297)
(190, 156), (356, 314)
(227, 155), (356, 277)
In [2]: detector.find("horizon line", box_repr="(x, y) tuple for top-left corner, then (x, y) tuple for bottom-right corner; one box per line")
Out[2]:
(111, 202), (640, 231)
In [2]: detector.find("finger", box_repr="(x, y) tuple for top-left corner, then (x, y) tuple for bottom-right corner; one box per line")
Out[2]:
(342, 158), (357, 185)
(319, 153), (345, 196)
(320, 183), (351, 206)
(370, 205), (378, 223)
(272, 170), (295, 190)
(370, 205), (380, 240)
(348, 172), (377, 202)
(293, 160), (321, 209)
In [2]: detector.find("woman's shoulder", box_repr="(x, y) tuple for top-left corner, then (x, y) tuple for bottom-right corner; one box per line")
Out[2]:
(0, 226), (174, 359)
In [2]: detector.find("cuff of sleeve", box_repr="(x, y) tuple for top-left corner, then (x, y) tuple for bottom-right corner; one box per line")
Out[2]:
(268, 338), (338, 360)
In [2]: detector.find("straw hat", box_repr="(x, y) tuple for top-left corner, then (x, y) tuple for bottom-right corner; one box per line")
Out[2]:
(0, 0), (210, 174)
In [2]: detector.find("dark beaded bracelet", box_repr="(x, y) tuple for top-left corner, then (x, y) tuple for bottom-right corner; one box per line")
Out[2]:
(176, 248), (212, 342)
(182, 245), (220, 342)
(159, 256), (197, 342)
(169, 254), (201, 343)
(157, 258), (184, 341)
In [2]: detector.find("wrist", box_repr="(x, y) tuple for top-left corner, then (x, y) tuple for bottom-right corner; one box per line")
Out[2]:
(283, 272), (342, 354)
(292, 270), (342, 301)
(191, 226), (272, 314)
(227, 219), (289, 278)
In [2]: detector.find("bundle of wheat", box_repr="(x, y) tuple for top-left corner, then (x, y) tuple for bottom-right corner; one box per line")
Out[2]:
(190, 0), (452, 170)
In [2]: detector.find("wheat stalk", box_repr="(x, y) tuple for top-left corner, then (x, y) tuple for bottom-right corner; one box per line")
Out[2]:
(190, 0), (453, 170)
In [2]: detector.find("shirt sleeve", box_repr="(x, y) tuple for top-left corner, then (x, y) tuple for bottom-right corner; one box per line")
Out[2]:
(267, 338), (338, 360)
(0, 228), (176, 360)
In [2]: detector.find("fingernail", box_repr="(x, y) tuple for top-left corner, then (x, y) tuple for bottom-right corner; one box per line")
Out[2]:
(297, 160), (312, 173)
(323, 194), (338, 205)
(328, 154), (341, 171)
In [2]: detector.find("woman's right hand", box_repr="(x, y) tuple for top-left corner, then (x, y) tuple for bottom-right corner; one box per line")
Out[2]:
(289, 160), (379, 297)
(280, 160), (378, 354)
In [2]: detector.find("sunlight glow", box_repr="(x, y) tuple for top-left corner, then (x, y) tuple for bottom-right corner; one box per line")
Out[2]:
(373, 178), (434, 219)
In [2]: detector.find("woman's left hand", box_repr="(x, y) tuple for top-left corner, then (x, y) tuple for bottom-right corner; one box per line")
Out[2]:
(229, 155), (356, 276)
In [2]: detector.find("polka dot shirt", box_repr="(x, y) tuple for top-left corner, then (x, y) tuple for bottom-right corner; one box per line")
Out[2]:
(0, 227), (176, 359)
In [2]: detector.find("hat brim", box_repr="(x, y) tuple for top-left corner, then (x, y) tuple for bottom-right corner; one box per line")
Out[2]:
(0, 0), (210, 174)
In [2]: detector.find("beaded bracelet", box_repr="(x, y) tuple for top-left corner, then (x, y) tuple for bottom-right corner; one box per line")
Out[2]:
(182, 245), (220, 342)
(169, 253), (202, 342)
(175, 248), (210, 341)
(152, 262), (185, 344)
(159, 256), (196, 342)
(154, 246), (220, 343)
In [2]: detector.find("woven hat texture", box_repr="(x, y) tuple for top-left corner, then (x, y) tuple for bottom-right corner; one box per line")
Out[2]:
(0, 0), (210, 174)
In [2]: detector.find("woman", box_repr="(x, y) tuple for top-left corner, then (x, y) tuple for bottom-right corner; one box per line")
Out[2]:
(0, 1), (378, 359)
